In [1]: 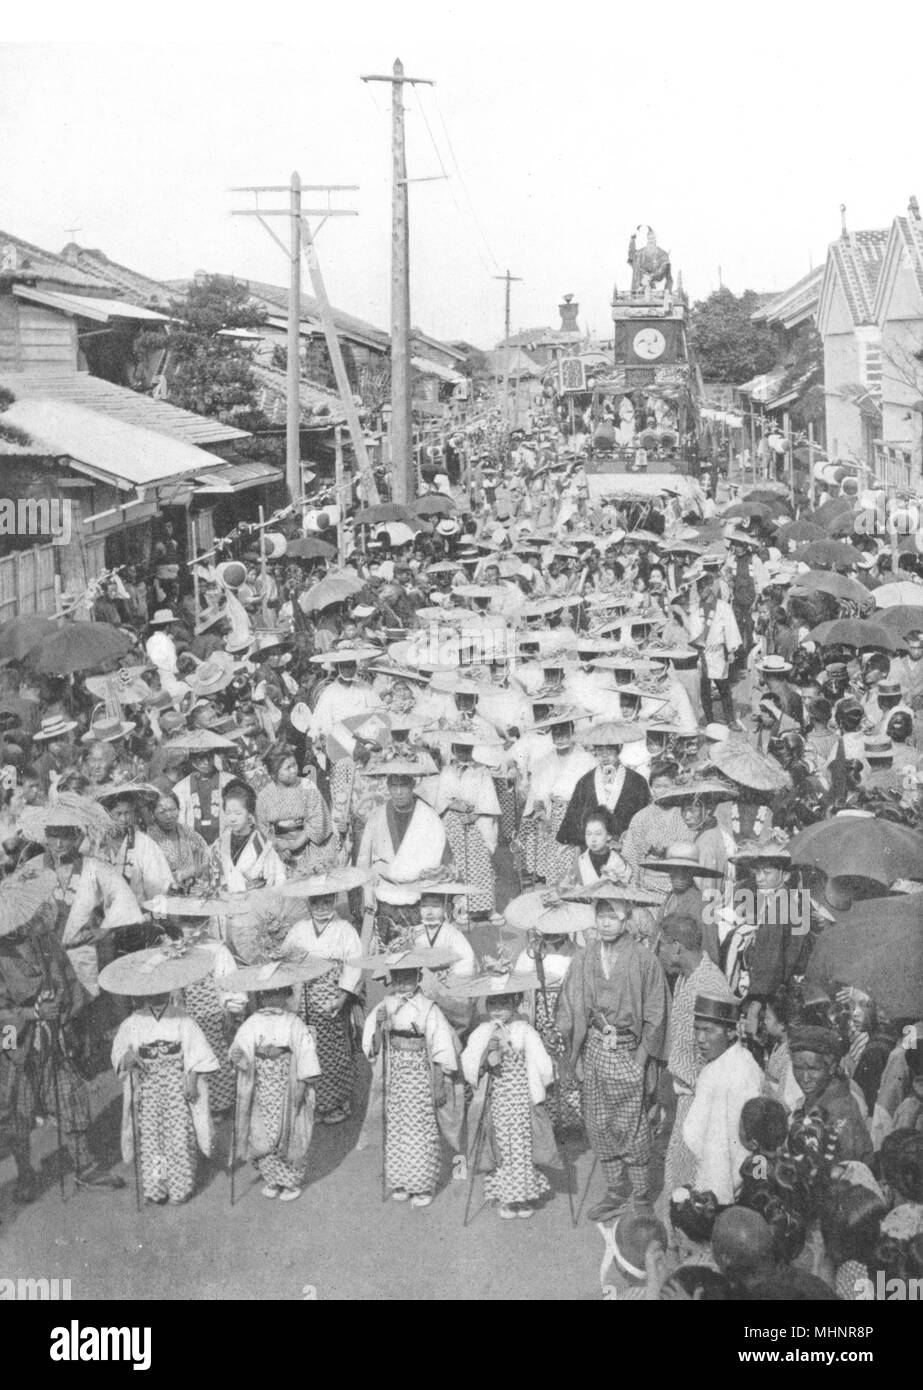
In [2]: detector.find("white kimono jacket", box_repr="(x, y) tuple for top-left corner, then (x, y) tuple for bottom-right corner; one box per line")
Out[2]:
(682, 1040), (764, 1204)
(462, 1018), (554, 1104)
(688, 598), (742, 680)
(361, 989), (459, 1070)
(18, 852), (144, 997)
(428, 762), (501, 854)
(109, 829), (174, 905)
(231, 1008), (321, 1167)
(283, 915), (363, 994)
(309, 679), (379, 746)
(112, 1007), (219, 1162)
(211, 827), (288, 894)
(356, 798), (447, 888)
(523, 746), (596, 819)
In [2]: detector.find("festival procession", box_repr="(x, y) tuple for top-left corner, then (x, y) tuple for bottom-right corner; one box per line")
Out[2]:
(3, 44), (923, 1308)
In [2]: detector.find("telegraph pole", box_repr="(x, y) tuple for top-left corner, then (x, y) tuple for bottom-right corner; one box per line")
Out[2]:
(362, 59), (434, 505)
(494, 269), (521, 424)
(231, 178), (380, 505)
(287, 173), (302, 500)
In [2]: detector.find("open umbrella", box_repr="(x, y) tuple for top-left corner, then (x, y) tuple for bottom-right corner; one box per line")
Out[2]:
(354, 503), (417, 526)
(825, 512), (860, 539)
(788, 815), (923, 888)
(806, 891), (923, 1019)
(298, 570), (365, 613)
(806, 618), (898, 651)
(793, 540), (866, 571)
(879, 605), (923, 639)
(722, 501), (772, 521)
(874, 582), (923, 609)
(809, 497), (854, 526)
(0, 614), (59, 663)
(29, 622), (133, 676)
(286, 537), (336, 561)
(708, 738), (791, 793)
(0, 872), (63, 938)
(413, 494), (457, 517)
(775, 520), (825, 547)
(790, 571), (871, 604)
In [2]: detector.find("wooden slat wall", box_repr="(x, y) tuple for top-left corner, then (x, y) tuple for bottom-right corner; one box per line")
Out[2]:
(16, 304), (77, 368)
(0, 544), (59, 619)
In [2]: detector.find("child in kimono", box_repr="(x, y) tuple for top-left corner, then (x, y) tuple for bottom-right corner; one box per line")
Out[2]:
(229, 967), (322, 1201)
(283, 887), (363, 1125)
(414, 883), (478, 1036)
(112, 994), (219, 1205)
(362, 960), (461, 1208)
(460, 974), (556, 1219)
(570, 812), (632, 887)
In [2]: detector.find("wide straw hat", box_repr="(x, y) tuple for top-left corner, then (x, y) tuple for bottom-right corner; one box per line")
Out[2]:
(653, 779), (730, 808)
(729, 837), (792, 868)
(452, 967), (541, 997)
(579, 720), (646, 747)
(19, 792), (114, 843)
(185, 652), (236, 698)
(362, 751), (438, 778)
(708, 738), (791, 793)
(277, 867), (370, 899)
(93, 781), (161, 807)
(0, 872), (62, 939)
(98, 945), (216, 996)
(163, 728), (238, 753)
(503, 890), (595, 936)
(639, 841), (725, 876)
(33, 714), (79, 742)
(561, 880), (662, 905)
(359, 945), (460, 977)
(80, 714), (136, 744)
(308, 646), (379, 666)
(222, 957), (334, 993)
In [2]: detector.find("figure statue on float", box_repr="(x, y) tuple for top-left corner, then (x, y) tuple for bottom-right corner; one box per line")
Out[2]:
(627, 226), (673, 296)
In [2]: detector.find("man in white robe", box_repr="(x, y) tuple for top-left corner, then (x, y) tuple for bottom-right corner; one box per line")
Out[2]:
(682, 990), (763, 1205)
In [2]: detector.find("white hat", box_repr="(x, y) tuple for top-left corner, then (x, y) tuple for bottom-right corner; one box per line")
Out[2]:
(149, 608), (176, 626)
(436, 519), (461, 538)
(33, 714), (79, 742)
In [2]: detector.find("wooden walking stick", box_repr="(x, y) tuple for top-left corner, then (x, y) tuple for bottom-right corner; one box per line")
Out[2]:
(228, 1074), (239, 1207)
(463, 1069), (494, 1228)
(128, 1069), (142, 1213)
(49, 1023), (68, 1203)
(526, 933), (577, 1227)
(380, 1022), (390, 1204)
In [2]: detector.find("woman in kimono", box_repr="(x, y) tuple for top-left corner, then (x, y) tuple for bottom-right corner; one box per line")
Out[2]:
(107, 948), (219, 1205)
(255, 748), (336, 878)
(147, 792), (211, 893)
(426, 732), (503, 925)
(282, 875), (363, 1125)
(361, 950), (462, 1207)
(209, 781), (287, 896)
(98, 786), (174, 906)
(459, 969), (557, 1219)
(229, 961), (324, 1201)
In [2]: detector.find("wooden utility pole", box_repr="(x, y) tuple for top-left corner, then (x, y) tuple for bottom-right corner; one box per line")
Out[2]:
(287, 174), (302, 501)
(231, 178), (380, 506)
(494, 269), (521, 425)
(362, 59), (434, 505)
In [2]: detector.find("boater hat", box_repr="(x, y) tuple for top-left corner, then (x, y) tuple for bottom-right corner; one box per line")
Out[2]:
(33, 714), (78, 741)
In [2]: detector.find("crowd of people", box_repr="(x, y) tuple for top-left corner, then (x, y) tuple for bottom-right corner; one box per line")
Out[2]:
(1, 422), (922, 1301)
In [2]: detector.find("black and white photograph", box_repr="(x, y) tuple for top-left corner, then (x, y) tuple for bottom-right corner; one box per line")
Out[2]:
(1, 0), (922, 1333)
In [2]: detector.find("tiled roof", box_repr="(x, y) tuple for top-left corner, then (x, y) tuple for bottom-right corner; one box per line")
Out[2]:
(0, 229), (118, 292)
(58, 245), (175, 308)
(0, 370), (248, 446)
(751, 266), (824, 327)
(893, 217), (923, 303)
(250, 365), (347, 426)
(167, 277), (390, 351)
(828, 229), (889, 325)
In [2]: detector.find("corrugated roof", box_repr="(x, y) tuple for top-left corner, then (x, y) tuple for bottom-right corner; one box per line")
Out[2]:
(194, 461), (283, 493)
(0, 397), (230, 488)
(0, 371), (249, 446)
(250, 364), (347, 426)
(0, 230), (122, 292)
(12, 284), (170, 323)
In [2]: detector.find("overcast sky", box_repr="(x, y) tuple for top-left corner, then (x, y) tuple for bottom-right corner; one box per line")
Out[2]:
(2, 1), (920, 348)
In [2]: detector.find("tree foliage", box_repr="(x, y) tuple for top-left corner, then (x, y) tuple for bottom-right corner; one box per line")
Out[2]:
(144, 275), (269, 425)
(689, 287), (778, 384)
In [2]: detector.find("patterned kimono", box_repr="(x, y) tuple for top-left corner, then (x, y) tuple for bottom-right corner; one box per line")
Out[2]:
(232, 1008), (321, 1191)
(514, 941), (583, 1131)
(112, 1007), (218, 1204)
(148, 824), (211, 894)
(413, 920), (478, 1035)
(174, 771), (235, 847)
(283, 915), (362, 1119)
(255, 780), (336, 878)
(361, 990), (460, 1197)
(107, 828), (174, 905)
(181, 940), (246, 1114)
(521, 747), (596, 885)
(462, 1018), (555, 1205)
(427, 762), (501, 915)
